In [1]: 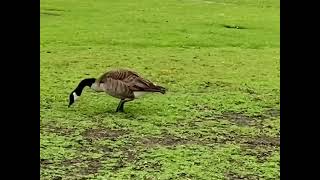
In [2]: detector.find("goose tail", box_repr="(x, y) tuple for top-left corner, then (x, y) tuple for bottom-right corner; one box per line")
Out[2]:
(156, 85), (167, 94)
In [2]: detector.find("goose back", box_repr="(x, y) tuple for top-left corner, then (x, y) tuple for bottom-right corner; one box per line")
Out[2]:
(95, 69), (164, 99)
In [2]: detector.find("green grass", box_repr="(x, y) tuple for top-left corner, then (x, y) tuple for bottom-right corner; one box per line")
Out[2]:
(40, 0), (280, 179)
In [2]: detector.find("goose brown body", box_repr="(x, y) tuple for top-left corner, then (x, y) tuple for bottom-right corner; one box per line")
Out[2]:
(93, 69), (165, 99)
(69, 69), (166, 112)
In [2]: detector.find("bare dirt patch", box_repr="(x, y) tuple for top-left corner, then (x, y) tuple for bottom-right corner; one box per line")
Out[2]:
(80, 158), (102, 175)
(40, 158), (53, 167)
(82, 128), (127, 141)
(139, 133), (238, 147)
(243, 136), (280, 147)
(139, 135), (190, 147)
(221, 108), (279, 125)
(40, 123), (75, 136)
(239, 135), (279, 163)
(61, 158), (102, 175)
(221, 112), (258, 126)
(61, 159), (82, 166)
(190, 102), (279, 127)
(241, 148), (274, 163)
(122, 149), (137, 163)
(264, 108), (280, 118)
(137, 128), (279, 150)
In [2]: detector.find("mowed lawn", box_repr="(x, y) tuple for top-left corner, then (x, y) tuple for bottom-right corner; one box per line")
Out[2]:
(40, 0), (280, 179)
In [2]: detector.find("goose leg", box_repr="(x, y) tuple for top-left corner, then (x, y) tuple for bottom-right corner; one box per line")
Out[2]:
(116, 100), (125, 112)
(116, 99), (133, 112)
(118, 102), (125, 112)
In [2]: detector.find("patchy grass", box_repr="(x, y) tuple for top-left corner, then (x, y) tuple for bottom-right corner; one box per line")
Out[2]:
(40, 0), (279, 179)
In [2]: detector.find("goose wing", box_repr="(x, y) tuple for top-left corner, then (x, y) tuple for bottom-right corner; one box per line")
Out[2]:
(98, 69), (165, 93)
(100, 69), (139, 81)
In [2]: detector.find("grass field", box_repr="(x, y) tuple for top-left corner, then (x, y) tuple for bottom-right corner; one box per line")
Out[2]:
(40, 0), (280, 179)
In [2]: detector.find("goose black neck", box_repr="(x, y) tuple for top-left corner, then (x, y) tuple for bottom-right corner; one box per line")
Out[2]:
(74, 78), (96, 96)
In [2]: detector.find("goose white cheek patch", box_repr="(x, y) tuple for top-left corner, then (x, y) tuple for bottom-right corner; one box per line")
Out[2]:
(73, 92), (79, 101)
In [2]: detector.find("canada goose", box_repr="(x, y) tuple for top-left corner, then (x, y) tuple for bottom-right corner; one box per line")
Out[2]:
(68, 69), (166, 112)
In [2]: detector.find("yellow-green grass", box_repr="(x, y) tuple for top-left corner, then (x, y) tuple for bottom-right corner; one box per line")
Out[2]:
(41, 0), (279, 179)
